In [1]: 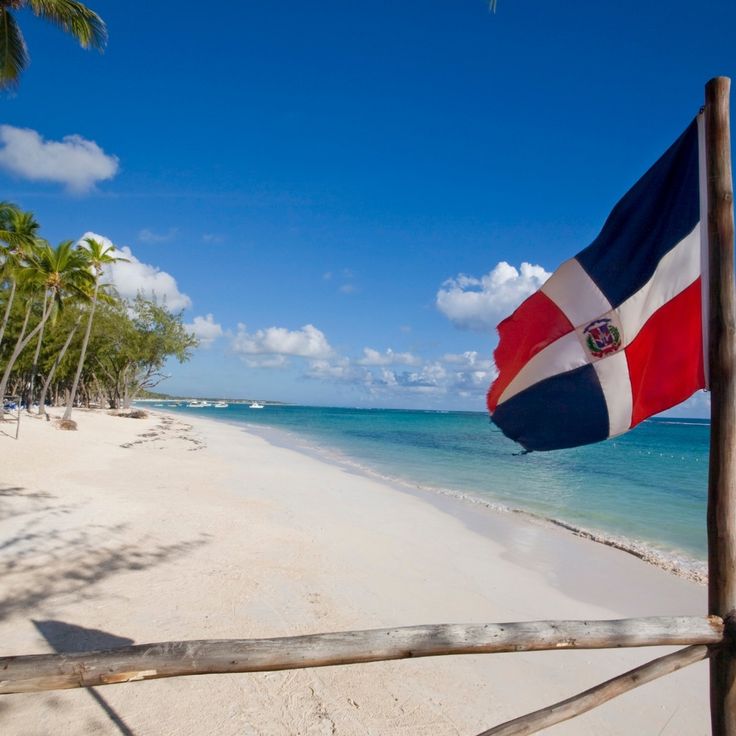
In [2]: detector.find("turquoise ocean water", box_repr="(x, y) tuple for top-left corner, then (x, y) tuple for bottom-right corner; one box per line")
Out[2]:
(157, 403), (709, 577)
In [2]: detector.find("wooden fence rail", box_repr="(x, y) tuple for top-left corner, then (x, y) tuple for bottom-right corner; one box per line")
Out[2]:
(0, 616), (723, 695)
(480, 645), (711, 736)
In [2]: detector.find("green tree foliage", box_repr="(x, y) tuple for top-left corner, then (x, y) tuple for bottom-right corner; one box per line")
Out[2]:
(63, 236), (127, 420)
(0, 238), (92, 402)
(0, 204), (199, 416)
(90, 296), (197, 409)
(0, 204), (40, 348)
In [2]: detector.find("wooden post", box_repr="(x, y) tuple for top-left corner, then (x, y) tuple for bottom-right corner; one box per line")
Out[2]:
(706, 75), (736, 736)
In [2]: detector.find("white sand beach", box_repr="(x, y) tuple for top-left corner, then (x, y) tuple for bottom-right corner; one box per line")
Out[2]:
(0, 409), (710, 735)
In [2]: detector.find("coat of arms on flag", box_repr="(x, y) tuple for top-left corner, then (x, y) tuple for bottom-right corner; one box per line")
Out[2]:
(487, 117), (707, 452)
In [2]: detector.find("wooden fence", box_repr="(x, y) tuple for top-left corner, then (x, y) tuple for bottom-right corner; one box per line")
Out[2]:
(0, 617), (725, 734)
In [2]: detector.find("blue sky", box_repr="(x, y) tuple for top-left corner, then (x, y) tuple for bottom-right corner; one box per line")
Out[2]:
(2, 0), (734, 412)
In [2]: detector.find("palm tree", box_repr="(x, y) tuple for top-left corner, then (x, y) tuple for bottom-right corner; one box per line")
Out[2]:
(24, 269), (48, 409)
(0, 0), (107, 89)
(0, 239), (92, 407)
(63, 236), (126, 421)
(0, 205), (39, 349)
(37, 309), (82, 416)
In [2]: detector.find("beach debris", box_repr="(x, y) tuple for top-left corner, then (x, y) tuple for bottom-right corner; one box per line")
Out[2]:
(115, 410), (148, 419)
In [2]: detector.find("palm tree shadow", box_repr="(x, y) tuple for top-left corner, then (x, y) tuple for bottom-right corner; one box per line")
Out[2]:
(33, 620), (136, 736)
(1, 483), (211, 621)
(0, 483), (75, 523)
(1, 526), (211, 621)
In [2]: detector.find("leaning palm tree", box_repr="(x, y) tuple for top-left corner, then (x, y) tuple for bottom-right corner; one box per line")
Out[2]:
(63, 236), (126, 421)
(0, 0), (107, 89)
(37, 307), (82, 416)
(0, 205), (40, 349)
(0, 239), (92, 409)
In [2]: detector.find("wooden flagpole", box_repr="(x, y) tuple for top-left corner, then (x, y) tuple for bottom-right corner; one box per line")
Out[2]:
(706, 75), (736, 736)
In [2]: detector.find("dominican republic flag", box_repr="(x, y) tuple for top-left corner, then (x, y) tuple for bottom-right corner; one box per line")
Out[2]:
(488, 116), (707, 451)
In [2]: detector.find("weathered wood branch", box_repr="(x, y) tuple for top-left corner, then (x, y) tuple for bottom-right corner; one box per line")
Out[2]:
(0, 616), (722, 695)
(476, 644), (710, 736)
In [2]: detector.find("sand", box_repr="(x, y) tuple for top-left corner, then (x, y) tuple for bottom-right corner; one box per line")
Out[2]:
(0, 409), (710, 735)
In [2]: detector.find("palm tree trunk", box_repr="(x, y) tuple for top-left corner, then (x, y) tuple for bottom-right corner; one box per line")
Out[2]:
(38, 315), (82, 416)
(63, 281), (99, 421)
(92, 373), (104, 407)
(27, 292), (49, 411)
(0, 278), (17, 349)
(15, 299), (32, 350)
(0, 298), (53, 409)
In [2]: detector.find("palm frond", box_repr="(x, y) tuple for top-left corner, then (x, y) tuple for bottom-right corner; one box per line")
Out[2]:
(27, 0), (107, 51)
(0, 202), (21, 224)
(0, 209), (42, 259)
(0, 9), (29, 90)
(96, 283), (120, 305)
(81, 236), (128, 274)
(23, 239), (95, 312)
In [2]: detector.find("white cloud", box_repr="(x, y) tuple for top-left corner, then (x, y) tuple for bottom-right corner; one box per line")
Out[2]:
(437, 261), (551, 332)
(78, 232), (192, 311)
(185, 314), (223, 348)
(139, 228), (177, 244)
(661, 391), (711, 419)
(77, 231), (115, 252)
(356, 347), (420, 366)
(339, 283), (357, 294)
(305, 348), (495, 402)
(441, 351), (493, 371)
(392, 363), (447, 393)
(437, 353), (496, 396)
(306, 357), (354, 380)
(243, 354), (289, 369)
(109, 246), (191, 311)
(0, 125), (119, 193)
(232, 324), (333, 368)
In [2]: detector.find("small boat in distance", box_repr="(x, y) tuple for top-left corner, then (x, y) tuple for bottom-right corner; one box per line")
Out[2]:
(214, 402), (228, 408)
(249, 401), (264, 409)
(187, 400), (205, 408)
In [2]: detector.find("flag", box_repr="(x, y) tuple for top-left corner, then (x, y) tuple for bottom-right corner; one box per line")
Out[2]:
(487, 117), (707, 451)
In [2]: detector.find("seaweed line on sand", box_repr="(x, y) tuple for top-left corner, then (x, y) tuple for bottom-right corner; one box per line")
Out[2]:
(120, 419), (206, 452)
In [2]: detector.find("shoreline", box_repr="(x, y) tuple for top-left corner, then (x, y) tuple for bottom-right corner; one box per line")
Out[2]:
(1, 408), (710, 734)
(201, 412), (708, 586)
(161, 409), (707, 615)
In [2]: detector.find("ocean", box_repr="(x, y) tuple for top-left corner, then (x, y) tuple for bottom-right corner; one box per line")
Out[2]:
(156, 403), (710, 579)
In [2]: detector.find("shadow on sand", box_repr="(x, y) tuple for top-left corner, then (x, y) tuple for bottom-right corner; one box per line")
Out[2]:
(34, 620), (137, 736)
(0, 483), (211, 620)
(1, 479), (211, 734)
